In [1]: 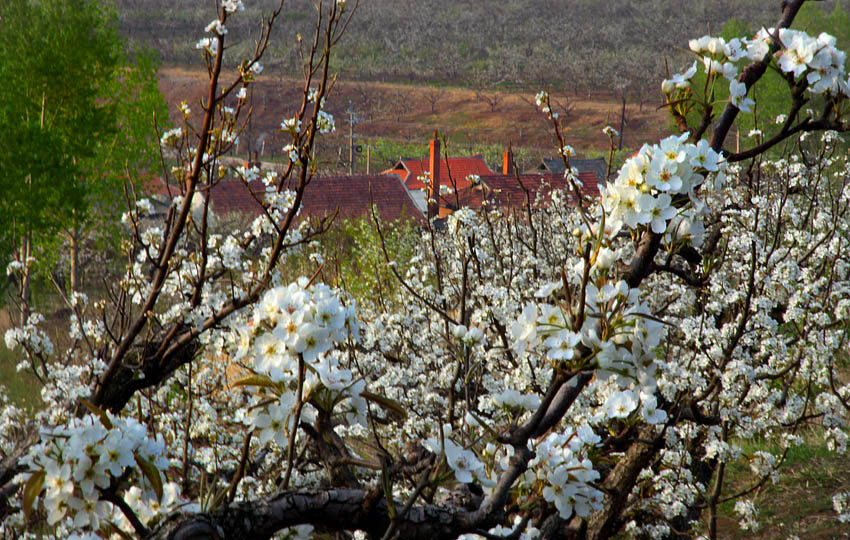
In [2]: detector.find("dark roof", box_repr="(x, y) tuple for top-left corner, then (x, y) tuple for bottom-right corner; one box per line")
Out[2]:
(381, 155), (496, 191)
(534, 157), (609, 182)
(296, 175), (423, 222)
(446, 172), (600, 211)
(151, 174), (423, 223)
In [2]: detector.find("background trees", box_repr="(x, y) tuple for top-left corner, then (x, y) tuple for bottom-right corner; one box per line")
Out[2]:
(0, 0), (167, 317)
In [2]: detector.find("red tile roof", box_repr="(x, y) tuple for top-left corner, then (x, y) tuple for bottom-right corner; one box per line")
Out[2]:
(150, 174), (423, 223)
(381, 155), (496, 191)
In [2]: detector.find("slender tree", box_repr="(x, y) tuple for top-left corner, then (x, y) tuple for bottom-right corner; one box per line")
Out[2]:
(0, 0), (167, 314)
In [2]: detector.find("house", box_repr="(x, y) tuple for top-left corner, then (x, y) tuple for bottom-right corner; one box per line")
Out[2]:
(411, 135), (601, 217)
(441, 171), (600, 215)
(147, 131), (602, 228)
(531, 156), (610, 184)
(376, 130), (603, 220)
(380, 131), (497, 214)
(150, 172), (424, 225)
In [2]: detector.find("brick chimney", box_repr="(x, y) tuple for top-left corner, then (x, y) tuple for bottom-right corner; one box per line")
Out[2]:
(427, 130), (441, 220)
(243, 150), (260, 170)
(502, 145), (514, 175)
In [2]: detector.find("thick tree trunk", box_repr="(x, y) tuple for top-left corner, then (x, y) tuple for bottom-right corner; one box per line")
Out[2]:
(586, 426), (663, 540)
(146, 488), (482, 540)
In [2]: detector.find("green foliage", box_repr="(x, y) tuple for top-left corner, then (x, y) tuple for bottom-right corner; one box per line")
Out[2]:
(0, 0), (109, 252)
(279, 216), (420, 309)
(0, 342), (41, 410)
(795, 1), (850, 49)
(333, 217), (419, 308)
(0, 0), (167, 286)
(369, 139), (431, 169)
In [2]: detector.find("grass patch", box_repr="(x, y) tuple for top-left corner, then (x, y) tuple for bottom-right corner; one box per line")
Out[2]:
(714, 430), (850, 539)
(0, 338), (42, 412)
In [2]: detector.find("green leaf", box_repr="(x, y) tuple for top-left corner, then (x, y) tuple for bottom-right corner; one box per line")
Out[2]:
(229, 374), (280, 391)
(361, 390), (407, 419)
(0, 0), (168, 269)
(22, 470), (46, 520)
(381, 455), (396, 519)
(135, 454), (163, 501)
(80, 398), (113, 429)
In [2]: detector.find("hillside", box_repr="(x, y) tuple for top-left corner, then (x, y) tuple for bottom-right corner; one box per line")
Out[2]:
(148, 1), (848, 170)
(159, 68), (671, 173)
(121, 0), (843, 94)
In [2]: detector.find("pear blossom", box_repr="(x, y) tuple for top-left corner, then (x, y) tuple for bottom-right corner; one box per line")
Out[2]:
(640, 395), (667, 425)
(729, 80), (755, 112)
(204, 19), (227, 35)
(444, 440), (484, 484)
(606, 390), (638, 419)
(662, 61), (698, 93)
(637, 192), (676, 234)
(222, 0), (245, 12)
(252, 395), (296, 447)
(6, 12), (850, 540)
(493, 388), (540, 411)
(544, 329), (581, 361)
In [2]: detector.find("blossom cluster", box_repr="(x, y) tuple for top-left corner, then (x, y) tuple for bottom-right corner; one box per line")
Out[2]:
(17, 413), (173, 535)
(5, 6), (850, 540)
(426, 428), (486, 485)
(316, 110), (335, 134)
(756, 28), (848, 94)
(665, 28), (849, 114)
(600, 132), (725, 244)
(534, 428), (604, 519)
(535, 90), (558, 120)
(458, 516), (541, 540)
(511, 278), (667, 425)
(195, 37), (218, 55)
(222, 0), (245, 13)
(834, 492), (850, 523)
(5, 312), (54, 358)
(230, 280), (365, 445)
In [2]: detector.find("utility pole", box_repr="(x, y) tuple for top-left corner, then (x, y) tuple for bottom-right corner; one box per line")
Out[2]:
(347, 102), (355, 174)
(248, 85), (254, 159)
(346, 101), (365, 175)
(618, 96), (626, 150)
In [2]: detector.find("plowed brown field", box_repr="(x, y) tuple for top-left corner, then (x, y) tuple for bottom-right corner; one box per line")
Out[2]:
(159, 67), (672, 172)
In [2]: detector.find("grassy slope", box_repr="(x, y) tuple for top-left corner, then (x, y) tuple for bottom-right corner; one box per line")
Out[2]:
(716, 432), (850, 539)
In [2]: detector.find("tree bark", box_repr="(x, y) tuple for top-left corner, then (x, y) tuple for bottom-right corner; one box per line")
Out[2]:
(17, 234), (32, 327)
(146, 488), (484, 540)
(585, 426), (664, 540)
(70, 225), (81, 295)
